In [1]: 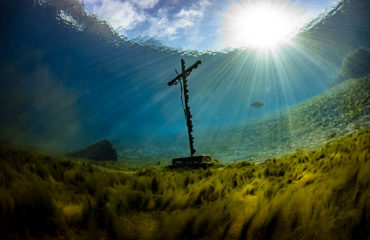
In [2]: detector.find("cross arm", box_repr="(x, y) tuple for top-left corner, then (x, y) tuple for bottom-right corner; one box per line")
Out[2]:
(167, 73), (185, 86)
(167, 60), (202, 86)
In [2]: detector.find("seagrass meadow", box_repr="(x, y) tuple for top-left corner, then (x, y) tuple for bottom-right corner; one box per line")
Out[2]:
(0, 127), (369, 240)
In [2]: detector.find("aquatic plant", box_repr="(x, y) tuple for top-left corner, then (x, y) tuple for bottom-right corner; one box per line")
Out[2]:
(333, 48), (370, 86)
(0, 127), (369, 239)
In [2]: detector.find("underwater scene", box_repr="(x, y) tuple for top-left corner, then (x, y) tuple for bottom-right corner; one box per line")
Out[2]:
(0, 0), (369, 239)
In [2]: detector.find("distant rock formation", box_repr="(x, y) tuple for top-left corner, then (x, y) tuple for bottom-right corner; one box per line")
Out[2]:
(70, 139), (118, 161)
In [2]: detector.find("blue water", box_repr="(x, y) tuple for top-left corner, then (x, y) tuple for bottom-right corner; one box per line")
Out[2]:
(0, 0), (369, 162)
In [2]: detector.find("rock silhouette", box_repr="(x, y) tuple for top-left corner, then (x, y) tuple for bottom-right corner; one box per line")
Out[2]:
(71, 139), (118, 161)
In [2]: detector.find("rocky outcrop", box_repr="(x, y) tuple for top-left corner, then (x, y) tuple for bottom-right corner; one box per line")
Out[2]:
(70, 139), (118, 161)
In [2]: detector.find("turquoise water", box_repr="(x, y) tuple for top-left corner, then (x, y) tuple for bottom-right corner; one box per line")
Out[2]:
(0, 0), (369, 163)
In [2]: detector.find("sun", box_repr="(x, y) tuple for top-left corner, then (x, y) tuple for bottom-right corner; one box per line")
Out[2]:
(222, 0), (309, 50)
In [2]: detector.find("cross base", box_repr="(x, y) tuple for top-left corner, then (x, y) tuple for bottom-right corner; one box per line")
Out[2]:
(171, 155), (213, 168)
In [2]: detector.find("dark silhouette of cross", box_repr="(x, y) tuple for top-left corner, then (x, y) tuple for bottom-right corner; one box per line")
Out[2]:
(168, 59), (201, 157)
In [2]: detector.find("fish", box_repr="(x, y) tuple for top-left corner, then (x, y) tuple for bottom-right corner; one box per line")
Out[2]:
(251, 101), (264, 108)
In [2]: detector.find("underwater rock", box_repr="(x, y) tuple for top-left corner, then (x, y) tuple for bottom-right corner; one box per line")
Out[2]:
(70, 139), (118, 161)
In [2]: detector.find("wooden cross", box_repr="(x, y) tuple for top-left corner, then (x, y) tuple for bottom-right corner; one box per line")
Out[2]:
(168, 59), (201, 157)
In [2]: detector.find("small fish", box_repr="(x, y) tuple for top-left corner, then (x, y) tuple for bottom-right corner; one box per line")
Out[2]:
(251, 101), (264, 108)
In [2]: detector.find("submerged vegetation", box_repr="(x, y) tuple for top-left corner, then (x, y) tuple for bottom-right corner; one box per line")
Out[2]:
(333, 48), (370, 86)
(198, 75), (370, 162)
(0, 127), (369, 239)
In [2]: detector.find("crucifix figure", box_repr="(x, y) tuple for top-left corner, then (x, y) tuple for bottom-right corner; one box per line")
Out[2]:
(168, 59), (201, 157)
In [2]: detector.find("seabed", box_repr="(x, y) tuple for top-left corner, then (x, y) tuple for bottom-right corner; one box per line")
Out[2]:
(0, 127), (369, 239)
